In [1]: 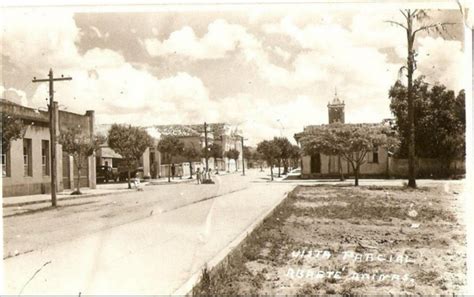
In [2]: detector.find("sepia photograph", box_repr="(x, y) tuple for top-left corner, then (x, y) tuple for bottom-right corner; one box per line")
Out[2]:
(1, 0), (472, 295)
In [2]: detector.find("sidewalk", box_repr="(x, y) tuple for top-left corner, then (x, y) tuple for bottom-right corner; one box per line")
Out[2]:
(2, 177), (194, 208)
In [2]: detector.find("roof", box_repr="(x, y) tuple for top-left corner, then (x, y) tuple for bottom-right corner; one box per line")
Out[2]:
(153, 125), (202, 137)
(94, 123), (235, 141)
(294, 122), (387, 142)
(98, 146), (122, 159)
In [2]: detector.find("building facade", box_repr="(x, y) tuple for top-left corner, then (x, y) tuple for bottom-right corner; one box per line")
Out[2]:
(2, 99), (96, 197)
(93, 122), (246, 181)
(295, 93), (390, 179)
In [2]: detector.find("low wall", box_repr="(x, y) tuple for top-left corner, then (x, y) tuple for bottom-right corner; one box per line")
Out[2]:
(389, 157), (465, 178)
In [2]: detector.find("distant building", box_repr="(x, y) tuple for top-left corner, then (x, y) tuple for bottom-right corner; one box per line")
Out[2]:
(149, 123), (244, 177)
(94, 122), (245, 180)
(295, 91), (465, 179)
(94, 124), (150, 180)
(2, 99), (96, 197)
(294, 92), (390, 179)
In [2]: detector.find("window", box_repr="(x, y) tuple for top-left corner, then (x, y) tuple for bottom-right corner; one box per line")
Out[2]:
(23, 138), (32, 176)
(2, 152), (9, 177)
(42, 140), (50, 176)
(371, 146), (379, 164)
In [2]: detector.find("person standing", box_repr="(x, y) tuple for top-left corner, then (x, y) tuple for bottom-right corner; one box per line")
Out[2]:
(196, 168), (202, 184)
(171, 163), (176, 179)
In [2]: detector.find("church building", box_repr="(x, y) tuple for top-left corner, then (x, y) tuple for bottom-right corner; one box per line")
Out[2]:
(294, 92), (390, 179)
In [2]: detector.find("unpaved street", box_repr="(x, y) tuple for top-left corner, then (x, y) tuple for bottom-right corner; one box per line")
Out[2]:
(3, 169), (296, 294)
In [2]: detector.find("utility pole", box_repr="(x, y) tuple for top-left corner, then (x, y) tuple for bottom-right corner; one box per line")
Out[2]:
(241, 136), (245, 176)
(33, 69), (72, 207)
(203, 122), (209, 172)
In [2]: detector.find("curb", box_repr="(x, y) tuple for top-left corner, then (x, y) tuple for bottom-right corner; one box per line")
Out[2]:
(2, 179), (199, 208)
(148, 178), (195, 186)
(2, 189), (132, 208)
(173, 184), (297, 296)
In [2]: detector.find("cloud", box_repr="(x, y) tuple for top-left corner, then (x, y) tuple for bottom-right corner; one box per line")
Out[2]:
(1, 10), (81, 71)
(416, 36), (464, 91)
(273, 46), (291, 61)
(2, 10), (215, 127)
(1, 86), (28, 106)
(90, 26), (102, 38)
(2, 9), (465, 146)
(143, 19), (254, 60)
(215, 93), (326, 145)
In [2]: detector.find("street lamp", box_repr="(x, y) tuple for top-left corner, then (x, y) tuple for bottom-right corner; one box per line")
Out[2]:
(276, 119), (285, 137)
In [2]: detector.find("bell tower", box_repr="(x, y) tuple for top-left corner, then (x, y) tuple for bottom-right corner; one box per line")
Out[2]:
(327, 88), (345, 124)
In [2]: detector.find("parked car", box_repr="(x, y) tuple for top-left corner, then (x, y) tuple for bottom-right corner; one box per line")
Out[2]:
(96, 165), (119, 183)
(117, 166), (144, 182)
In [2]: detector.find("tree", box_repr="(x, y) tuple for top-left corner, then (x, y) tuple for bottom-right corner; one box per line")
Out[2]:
(386, 9), (455, 188)
(208, 143), (223, 172)
(158, 135), (185, 182)
(273, 137), (292, 176)
(2, 113), (25, 153)
(288, 144), (301, 171)
(108, 124), (153, 188)
(183, 145), (201, 179)
(252, 150), (265, 171)
(389, 77), (465, 176)
(243, 146), (253, 168)
(2, 113), (25, 177)
(300, 123), (399, 186)
(225, 148), (240, 172)
(59, 127), (103, 194)
(257, 140), (281, 181)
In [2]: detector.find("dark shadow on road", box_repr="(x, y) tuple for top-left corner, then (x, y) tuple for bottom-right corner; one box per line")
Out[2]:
(3, 201), (97, 218)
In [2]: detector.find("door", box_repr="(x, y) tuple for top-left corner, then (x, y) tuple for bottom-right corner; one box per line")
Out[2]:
(311, 153), (321, 174)
(62, 154), (71, 189)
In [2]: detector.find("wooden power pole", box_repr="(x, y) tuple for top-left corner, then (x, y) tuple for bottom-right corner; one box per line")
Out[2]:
(33, 69), (72, 207)
(241, 136), (245, 176)
(203, 122), (209, 172)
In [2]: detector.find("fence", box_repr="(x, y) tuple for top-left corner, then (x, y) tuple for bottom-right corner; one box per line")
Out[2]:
(389, 157), (465, 178)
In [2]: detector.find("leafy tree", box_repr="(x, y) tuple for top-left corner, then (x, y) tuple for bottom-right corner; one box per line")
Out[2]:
(158, 135), (185, 182)
(225, 148), (240, 172)
(253, 150), (265, 171)
(59, 127), (103, 194)
(389, 77), (465, 176)
(386, 9), (455, 188)
(209, 143), (223, 171)
(108, 124), (153, 188)
(288, 144), (301, 171)
(243, 146), (252, 160)
(183, 145), (201, 179)
(243, 145), (253, 168)
(300, 123), (399, 186)
(2, 112), (25, 153)
(273, 137), (292, 176)
(257, 140), (281, 181)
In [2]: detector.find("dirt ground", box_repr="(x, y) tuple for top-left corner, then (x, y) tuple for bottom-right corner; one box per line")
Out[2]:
(193, 183), (467, 295)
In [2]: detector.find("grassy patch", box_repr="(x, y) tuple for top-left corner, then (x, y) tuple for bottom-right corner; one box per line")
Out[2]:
(192, 184), (466, 295)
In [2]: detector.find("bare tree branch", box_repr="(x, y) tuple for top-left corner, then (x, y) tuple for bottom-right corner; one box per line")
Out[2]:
(413, 22), (457, 36)
(385, 20), (408, 30)
(399, 9), (408, 20)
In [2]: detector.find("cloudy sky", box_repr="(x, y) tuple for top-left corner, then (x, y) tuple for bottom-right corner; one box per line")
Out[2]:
(0, 4), (466, 145)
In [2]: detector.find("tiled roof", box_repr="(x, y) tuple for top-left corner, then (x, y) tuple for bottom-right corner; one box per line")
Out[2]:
(153, 125), (202, 137)
(95, 123), (233, 139)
